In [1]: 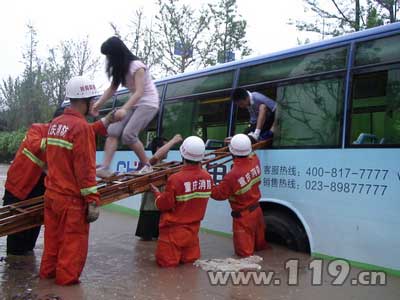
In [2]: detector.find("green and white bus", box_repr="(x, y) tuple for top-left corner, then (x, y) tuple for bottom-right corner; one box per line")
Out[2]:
(96, 23), (400, 276)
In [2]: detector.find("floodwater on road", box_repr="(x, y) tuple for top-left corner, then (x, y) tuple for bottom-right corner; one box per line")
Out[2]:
(0, 164), (399, 300)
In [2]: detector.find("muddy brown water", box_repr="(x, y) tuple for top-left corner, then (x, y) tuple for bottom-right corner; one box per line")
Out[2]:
(0, 164), (399, 300)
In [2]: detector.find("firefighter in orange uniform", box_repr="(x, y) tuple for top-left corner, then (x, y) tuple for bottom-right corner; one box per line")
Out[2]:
(150, 136), (212, 267)
(211, 134), (268, 257)
(3, 103), (113, 256)
(3, 123), (49, 255)
(39, 76), (101, 285)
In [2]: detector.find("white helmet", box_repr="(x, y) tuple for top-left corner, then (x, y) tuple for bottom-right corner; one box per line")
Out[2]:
(180, 136), (205, 162)
(229, 134), (252, 156)
(65, 76), (98, 99)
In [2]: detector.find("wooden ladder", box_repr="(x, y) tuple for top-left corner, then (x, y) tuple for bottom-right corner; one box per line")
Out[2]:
(0, 140), (269, 237)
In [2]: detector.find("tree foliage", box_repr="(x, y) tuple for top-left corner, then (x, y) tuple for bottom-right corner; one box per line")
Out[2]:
(43, 37), (100, 107)
(110, 8), (162, 73)
(0, 0), (252, 135)
(153, 0), (213, 75)
(113, 0), (252, 77)
(291, 0), (399, 38)
(0, 25), (100, 131)
(208, 0), (251, 65)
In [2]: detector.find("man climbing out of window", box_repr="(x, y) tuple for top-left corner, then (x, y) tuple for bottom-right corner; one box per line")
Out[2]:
(232, 88), (277, 142)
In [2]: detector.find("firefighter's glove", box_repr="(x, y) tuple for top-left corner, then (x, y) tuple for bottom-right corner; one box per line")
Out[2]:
(248, 131), (259, 143)
(87, 202), (100, 223)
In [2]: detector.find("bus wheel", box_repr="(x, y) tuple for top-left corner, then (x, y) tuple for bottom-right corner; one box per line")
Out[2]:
(264, 210), (310, 253)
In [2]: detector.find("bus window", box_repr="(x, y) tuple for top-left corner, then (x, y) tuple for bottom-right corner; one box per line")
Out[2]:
(115, 92), (129, 108)
(349, 69), (400, 146)
(274, 78), (344, 148)
(355, 34), (400, 66)
(95, 110), (108, 151)
(107, 114), (158, 151)
(239, 47), (347, 86)
(156, 85), (164, 98)
(101, 91), (159, 150)
(233, 87), (277, 135)
(165, 72), (234, 99)
(161, 93), (231, 147)
(114, 85), (164, 108)
(99, 97), (114, 111)
(111, 86), (163, 150)
(141, 114), (159, 149)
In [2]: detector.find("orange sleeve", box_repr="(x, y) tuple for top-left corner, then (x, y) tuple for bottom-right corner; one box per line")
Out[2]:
(211, 174), (234, 200)
(154, 177), (176, 211)
(22, 125), (47, 168)
(25, 125), (46, 156)
(90, 120), (108, 137)
(72, 123), (99, 204)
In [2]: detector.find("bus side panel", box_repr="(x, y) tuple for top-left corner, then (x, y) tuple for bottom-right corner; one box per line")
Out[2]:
(258, 148), (400, 271)
(96, 151), (142, 212)
(96, 150), (233, 233)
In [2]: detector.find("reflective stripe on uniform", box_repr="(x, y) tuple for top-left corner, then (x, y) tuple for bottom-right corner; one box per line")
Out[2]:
(80, 186), (98, 196)
(228, 196), (236, 202)
(40, 138), (47, 151)
(22, 148), (45, 168)
(47, 138), (73, 150)
(234, 176), (261, 195)
(176, 191), (211, 202)
(154, 197), (159, 209)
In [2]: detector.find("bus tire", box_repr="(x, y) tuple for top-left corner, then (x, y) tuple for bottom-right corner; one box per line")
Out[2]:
(263, 210), (310, 253)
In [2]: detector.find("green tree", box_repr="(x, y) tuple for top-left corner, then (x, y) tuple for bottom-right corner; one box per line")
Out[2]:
(0, 76), (21, 129)
(112, 0), (251, 76)
(19, 24), (51, 127)
(376, 0), (399, 22)
(154, 0), (213, 75)
(291, 0), (399, 38)
(208, 0), (251, 65)
(0, 24), (50, 130)
(43, 36), (100, 107)
(0, 25), (100, 131)
(110, 9), (162, 73)
(66, 37), (100, 77)
(42, 45), (72, 107)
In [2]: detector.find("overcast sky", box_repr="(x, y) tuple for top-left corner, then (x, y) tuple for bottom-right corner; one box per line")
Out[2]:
(0, 0), (320, 90)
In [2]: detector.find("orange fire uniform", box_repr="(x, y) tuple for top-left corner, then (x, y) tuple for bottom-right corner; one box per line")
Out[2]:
(3, 119), (106, 256)
(154, 164), (212, 267)
(211, 154), (267, 257)
(5, 123), (49, 200)
(3, 123), (48, 254)
(91, 120), (108, 137)
(6, 120), (105, 201)
(39, 108), (99, 285)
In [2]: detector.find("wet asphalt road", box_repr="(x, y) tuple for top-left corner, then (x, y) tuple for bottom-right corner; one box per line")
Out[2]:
(0, 164), (399, 300)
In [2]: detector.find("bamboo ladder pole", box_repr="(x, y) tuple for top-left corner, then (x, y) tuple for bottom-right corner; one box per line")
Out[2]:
(0, 140), (269, 237)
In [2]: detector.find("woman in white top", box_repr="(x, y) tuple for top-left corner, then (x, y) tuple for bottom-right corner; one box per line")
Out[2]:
(93, 37), (159, 177)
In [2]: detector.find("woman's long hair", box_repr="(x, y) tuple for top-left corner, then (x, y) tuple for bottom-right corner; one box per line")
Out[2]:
(101, 36), (139, 87)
